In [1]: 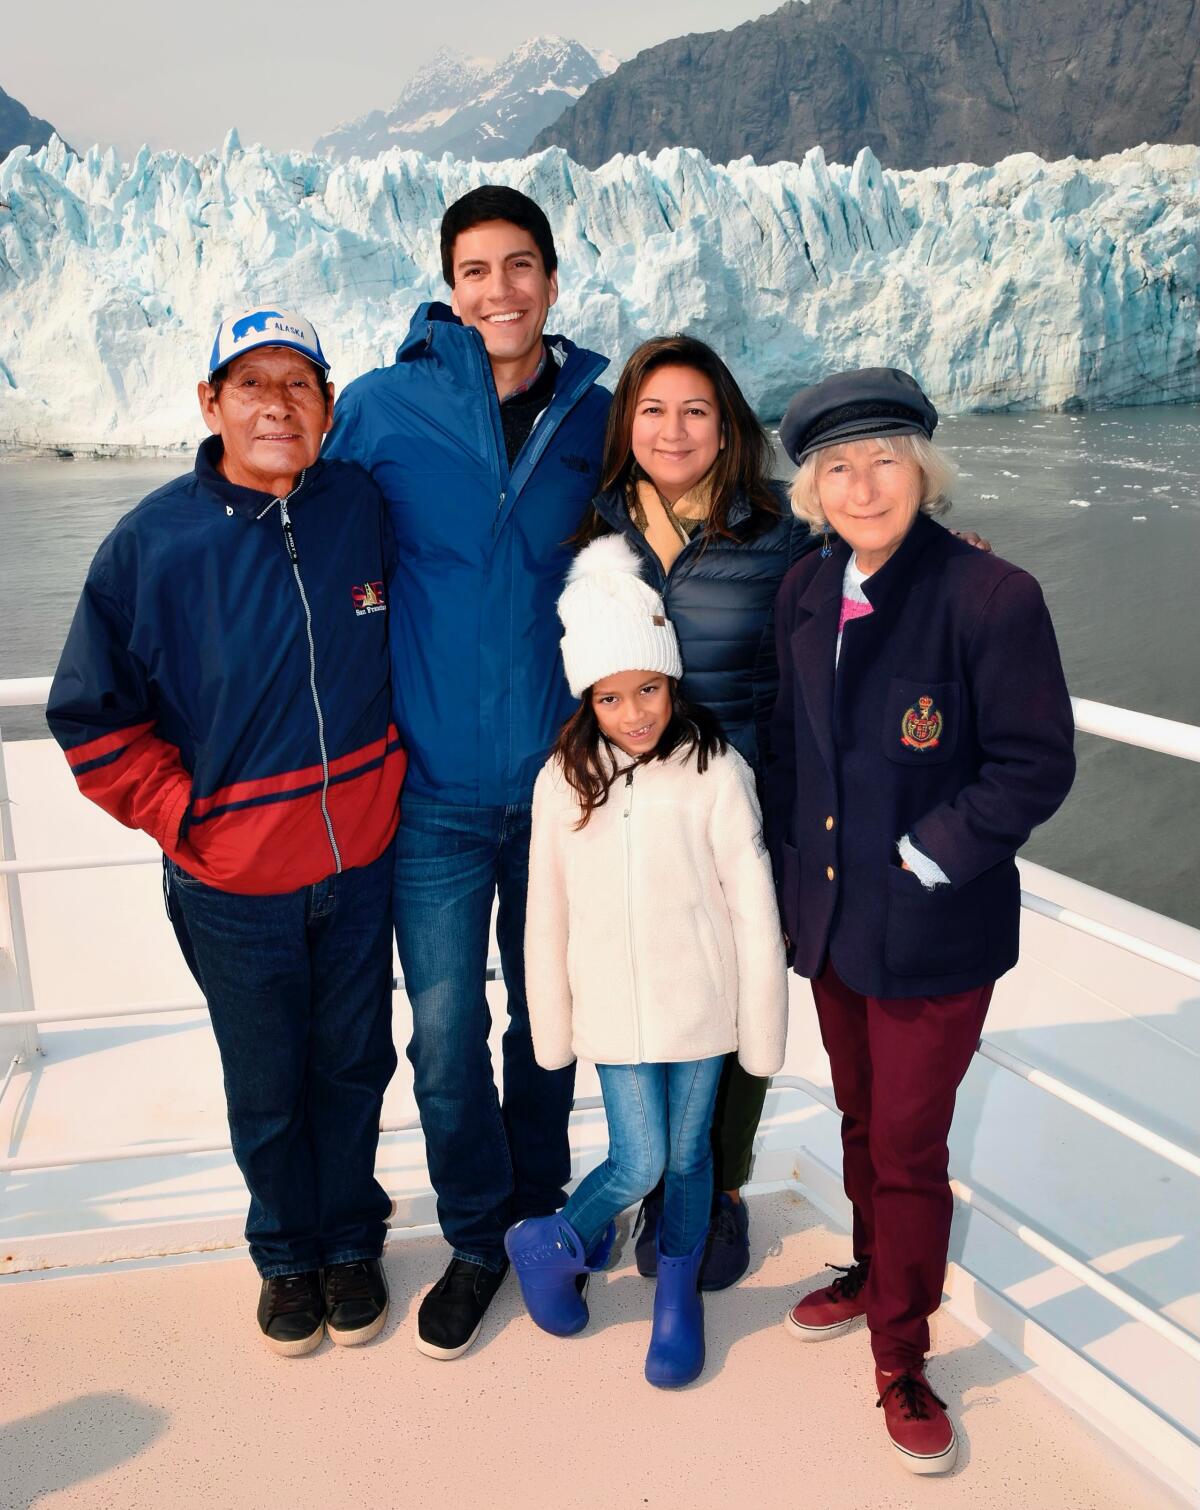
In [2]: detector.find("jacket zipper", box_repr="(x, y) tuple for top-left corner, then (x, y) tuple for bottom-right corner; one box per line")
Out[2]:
(484, 342), (608, 533)
(275, 482), (342, 874)
(622, 768), (642, 1061)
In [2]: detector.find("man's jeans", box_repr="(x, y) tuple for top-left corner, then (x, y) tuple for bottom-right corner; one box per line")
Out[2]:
(166, 845), (397, 1278)
(563, 1057), (725, 1257)
(392, 798), (575, 1270)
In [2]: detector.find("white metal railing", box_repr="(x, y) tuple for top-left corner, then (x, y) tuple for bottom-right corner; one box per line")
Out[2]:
(4, 678), (1200, 751)
(779, 1075), (1200, 1370)
(0, 676), (52, 708)
(1018, 890), (1200, 984)
(1, 677), (1199, 1362)
(1069, 696), (1200, 763)
(973, 1039), (1200, 1178)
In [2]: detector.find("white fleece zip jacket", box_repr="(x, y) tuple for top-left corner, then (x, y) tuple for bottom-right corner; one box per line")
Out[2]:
(525, 745), (788, 1076)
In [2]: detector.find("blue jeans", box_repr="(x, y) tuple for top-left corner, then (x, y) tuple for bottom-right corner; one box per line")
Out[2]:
(166, 845), (397, 1278)
(392, 798), (575, 1270)
(563, 1058), (725, 1258)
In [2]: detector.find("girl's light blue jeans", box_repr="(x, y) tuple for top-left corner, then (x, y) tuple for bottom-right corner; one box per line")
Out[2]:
(562, 1057), (725, 1258)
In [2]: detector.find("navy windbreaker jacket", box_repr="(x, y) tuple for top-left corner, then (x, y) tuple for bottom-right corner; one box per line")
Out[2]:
(47, 439), (405, 894)
(324, 303), (610, 806)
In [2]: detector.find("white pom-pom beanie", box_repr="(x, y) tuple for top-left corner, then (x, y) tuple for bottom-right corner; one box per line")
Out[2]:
(558, 534), (683, 698)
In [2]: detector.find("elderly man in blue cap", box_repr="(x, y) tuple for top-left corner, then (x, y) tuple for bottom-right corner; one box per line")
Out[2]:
(48, 309), (406, 1357)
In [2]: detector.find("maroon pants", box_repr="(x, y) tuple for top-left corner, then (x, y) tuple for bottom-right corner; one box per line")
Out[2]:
(812, 961), (993, 1372)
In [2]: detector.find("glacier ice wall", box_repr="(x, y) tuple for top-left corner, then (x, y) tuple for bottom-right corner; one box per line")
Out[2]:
(0, 133), (1197, 450)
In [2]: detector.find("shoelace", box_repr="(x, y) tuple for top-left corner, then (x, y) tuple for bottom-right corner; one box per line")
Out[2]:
(876, 1371), (947, 1419)
(825, 1258), (869, 1300)
(325, 1262), (374, 1305)
(266, 1272), (322, 1316)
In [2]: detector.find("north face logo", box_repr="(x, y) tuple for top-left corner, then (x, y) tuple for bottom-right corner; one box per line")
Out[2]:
(560, 453), (592, 475)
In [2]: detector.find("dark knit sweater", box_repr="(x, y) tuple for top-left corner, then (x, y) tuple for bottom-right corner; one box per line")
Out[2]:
(499, 353), (559, 466)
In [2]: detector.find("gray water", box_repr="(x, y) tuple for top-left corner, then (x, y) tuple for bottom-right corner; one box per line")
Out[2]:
(2, 407), (1198, 926)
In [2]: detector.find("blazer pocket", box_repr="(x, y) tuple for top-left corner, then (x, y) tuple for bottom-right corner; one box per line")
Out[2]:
(884, 864), (985, 976)
(883, 679), (960, 765)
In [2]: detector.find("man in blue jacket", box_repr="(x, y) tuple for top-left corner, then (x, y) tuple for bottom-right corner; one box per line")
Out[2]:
(326, 186), (611, 1358)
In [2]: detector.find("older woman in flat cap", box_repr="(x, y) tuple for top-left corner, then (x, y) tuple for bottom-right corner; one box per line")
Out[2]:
(765, 368), (1075, 1475)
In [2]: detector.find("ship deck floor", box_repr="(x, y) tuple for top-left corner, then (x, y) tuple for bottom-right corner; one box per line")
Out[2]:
(0, 1192), (1178, 1510)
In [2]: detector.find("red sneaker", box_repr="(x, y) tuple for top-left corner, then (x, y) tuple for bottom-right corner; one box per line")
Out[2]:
(784, 1259), (869, 1340)
(875, 1367), (957, 1474)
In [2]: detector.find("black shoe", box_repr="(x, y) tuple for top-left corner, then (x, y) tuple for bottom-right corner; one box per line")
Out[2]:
(416, 1256), (508, 1360)
(700, 1192), (751, 1292)
(257, 1270), (325, 1357)
(325, 1258), (389, 1347)
(633, 1186), (663, 1278)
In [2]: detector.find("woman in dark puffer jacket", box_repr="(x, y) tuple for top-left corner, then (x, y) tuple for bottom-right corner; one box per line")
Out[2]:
(572, 334), (815, 1288)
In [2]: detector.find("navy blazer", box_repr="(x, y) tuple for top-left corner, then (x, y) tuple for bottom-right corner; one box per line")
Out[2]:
(765, 513), (1076, 999)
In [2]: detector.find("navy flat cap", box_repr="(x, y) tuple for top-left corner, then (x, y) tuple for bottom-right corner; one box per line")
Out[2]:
(780, 368), (938, 465)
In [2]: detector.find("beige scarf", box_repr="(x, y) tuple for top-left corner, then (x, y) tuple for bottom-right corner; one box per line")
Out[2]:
(628, 474), (715, 570)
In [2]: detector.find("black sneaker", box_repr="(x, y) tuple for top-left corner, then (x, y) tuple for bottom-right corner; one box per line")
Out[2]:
(416, 1256), (508, 1360)
(325, 1259), (389, 1347)
(257, 1270), (325, 1357)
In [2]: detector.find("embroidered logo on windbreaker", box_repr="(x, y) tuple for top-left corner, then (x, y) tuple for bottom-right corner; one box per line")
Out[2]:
(900, 695), (943, 751)
(352, 581), (386, 616)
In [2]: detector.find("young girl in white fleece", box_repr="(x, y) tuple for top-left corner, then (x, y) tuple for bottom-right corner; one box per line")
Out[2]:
(505, 533), (787, 1388)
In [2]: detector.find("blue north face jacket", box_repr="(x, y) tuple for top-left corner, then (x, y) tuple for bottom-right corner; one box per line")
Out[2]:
(325, 303), (610, 806)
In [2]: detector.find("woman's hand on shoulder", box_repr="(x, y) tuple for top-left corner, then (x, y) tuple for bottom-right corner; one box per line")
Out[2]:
(952, 529), (992, 552)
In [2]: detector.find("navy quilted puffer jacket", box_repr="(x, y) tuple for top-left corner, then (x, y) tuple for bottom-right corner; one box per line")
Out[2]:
(588, 480), (818, 774)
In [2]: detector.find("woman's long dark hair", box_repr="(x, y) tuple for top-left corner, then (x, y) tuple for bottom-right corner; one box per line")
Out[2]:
(553, 680), (727, 829)
(572, 334), (779, 550)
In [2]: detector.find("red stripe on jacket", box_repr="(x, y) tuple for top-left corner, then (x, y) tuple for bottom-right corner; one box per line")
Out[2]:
(73, 726), (193, 852)
(66, 721), (156, 770)
(173, 745), (406, 895)
(189, 726), (402, 819)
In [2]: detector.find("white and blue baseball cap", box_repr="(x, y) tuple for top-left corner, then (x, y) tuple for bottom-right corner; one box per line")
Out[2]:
(207, 308), (330, 382)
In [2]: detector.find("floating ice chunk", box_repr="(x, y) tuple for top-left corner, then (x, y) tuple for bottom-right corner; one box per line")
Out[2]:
(1068, 499), (1091, 507)
(980, 493), (999, 499)
(1000, 470), (1019, 477)
(1132, 515), (1147, 521)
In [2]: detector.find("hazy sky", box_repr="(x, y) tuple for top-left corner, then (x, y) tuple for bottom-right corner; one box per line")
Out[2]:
(6, 1), (777, 159)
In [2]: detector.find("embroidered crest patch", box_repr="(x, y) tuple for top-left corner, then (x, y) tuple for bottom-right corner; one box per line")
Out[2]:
(352, 581), (386, 616)
(900, 695), (943, 751)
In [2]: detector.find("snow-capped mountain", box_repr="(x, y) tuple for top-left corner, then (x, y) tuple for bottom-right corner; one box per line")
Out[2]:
(1, 134), (1197, 450)
(315, 36), (620, 163)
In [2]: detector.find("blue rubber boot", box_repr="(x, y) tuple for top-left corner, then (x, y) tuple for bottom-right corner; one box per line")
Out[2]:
(504, 1215), (616, 1337)
(644, 1230), (707, 1388)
